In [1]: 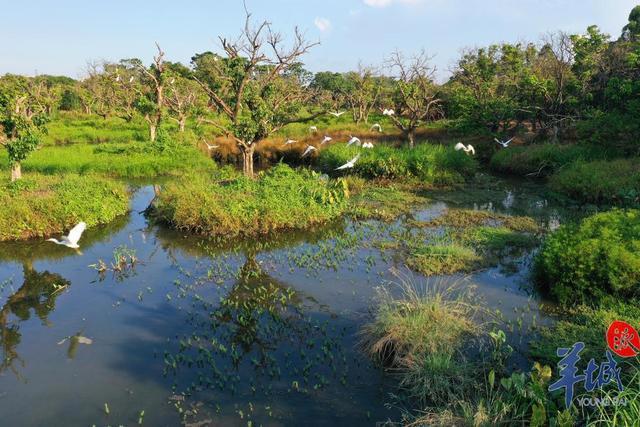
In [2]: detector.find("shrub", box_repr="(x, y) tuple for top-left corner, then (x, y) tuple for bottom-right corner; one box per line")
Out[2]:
(0, 174), (129, 241)
(152, 164), (349, 238)
(549, 159), (640, 205)
(534, 209), (640, 305)
(318, 143), (477, 184)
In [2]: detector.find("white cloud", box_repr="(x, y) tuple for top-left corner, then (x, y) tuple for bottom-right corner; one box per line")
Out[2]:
(314, 17), (332, 32)
(363, 0), (424, 8)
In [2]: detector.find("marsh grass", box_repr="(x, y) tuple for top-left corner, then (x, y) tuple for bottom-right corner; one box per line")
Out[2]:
(0, 173), (128, 241)
(361, 273), (485, 407)
(406, 241), (482, 275)
(346, 184), (428, 221)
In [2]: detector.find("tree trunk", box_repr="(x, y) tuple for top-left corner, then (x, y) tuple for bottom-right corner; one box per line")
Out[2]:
(149, 123), (157, 142)
(178, 117), (186, 132)
(10, 163), (21, 182)
(241, 144), (256, 178)
(405, 130), (415, 149)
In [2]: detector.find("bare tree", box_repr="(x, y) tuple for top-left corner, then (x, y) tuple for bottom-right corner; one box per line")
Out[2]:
(192, 10), (321, 177)
(346, 64), (382, 124)
(383, 50), (443, 148)
(165, 77), (204, 132)
(135, 43), (166, 142)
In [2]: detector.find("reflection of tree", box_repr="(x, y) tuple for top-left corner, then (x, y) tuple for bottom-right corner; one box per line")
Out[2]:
(0, 262), (70, 377)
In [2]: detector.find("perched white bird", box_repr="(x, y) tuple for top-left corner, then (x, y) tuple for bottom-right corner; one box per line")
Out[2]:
(494, 137), (514, 148)
(320, 135), (332, 145)
(129, 76), (134, 83)
(170, 78), (176, 84)
(347, 136), (361, 147)
(382, 109), (395, 116)
(335, 154), (361, 170)
(454, 142), (476, 155)
(370, 123), (383, 132)
(309, 126), (318, 133)
(362, 142), (374, 149)
(115, 74), (121, 82)
(47, 222), (87, 249)
(204, 142), (219, 150)
(301, 145), (317, 158)
(283, 139), (298, 146)
(329, 111), (346, 117)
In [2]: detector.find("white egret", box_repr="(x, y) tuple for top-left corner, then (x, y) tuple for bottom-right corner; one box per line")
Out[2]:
(170, 78), (176, 84)
(283, 139), (298, 146)
(301, 145), (317, 158)
(347, 136), (361, 146)
(362, 142), (374, 149)
(454, 142), (475, 155)
(309, 126), (318, 133)
(370, 123), (383, 132)
(129, 76), (134, 83)
(320, 135), (332, 145)
(335, 154), (361, 170)
(382, 109), (395, 116)
(47, 222), (87, 249)
(329, 111), (346, 117)
(115, 74), (121, 82)
(494, 137), (514, 148)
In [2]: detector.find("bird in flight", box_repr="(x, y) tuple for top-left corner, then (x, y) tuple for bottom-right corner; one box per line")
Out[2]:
(494, 137), (514, 148)
(204, 142), (219, 150)
(335, 154), (361, 170)
(454, 142), (476, 155)
(301, 145), (317, 158)
(283, 139), (298, 146)
(347, 136), (361, 147)
(321, 135), (332, 145)
(47, 222), (87, 249)
(329, 111), (346, 117)
(370, 123), (383, 132)
(382, 109), (395, 116)
(309, 126), (318, 133)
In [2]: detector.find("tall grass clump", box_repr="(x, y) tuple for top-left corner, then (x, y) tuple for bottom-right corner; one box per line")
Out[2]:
(490, 144), (605, 177)
(318, 143), (477, 185)
(0, 174), (128, 241)
(534, 209), (640, 306)
(549, 159), (640, 205)
(151, 164), (349, 238)
(44, 113), (147, 145)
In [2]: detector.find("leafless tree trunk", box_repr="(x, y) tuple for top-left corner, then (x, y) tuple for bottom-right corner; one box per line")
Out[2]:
(11, 163), (21, 182)
(137, 43), (166, 142)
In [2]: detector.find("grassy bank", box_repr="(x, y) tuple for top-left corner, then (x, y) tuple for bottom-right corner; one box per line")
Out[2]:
(534, 209), (640, 306)
(0, 142), (214, 179)
(44, 114), (147, 145)
(0, 174), (129, 241)
(318, 143), (477, 185)
(151, 164), (350, 238)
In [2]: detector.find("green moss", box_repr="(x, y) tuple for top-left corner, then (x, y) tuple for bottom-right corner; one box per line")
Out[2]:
(534, 209), (640, 306)
(0, 174), (129, 241)
(151, 164), (349, 238)
(549, 159), (640, 205)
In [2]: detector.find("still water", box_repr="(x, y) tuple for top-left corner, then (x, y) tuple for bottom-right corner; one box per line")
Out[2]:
(0, 176), (576, 426)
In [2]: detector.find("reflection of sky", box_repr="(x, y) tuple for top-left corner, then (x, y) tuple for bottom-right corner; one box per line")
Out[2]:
(0, 0), (636, 80)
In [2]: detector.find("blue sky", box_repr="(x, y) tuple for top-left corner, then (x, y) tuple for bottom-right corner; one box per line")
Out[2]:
(0, 0), (637, 80)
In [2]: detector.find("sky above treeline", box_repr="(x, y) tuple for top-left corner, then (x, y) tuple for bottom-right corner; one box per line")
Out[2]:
(0, 0), (637, 81)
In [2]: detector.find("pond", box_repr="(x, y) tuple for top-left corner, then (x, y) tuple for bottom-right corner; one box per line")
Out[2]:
(0, 175), (577, 426)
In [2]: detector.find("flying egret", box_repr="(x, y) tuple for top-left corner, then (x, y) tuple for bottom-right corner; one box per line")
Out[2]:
(204, 142), (219, 150)
(301, 145), (317, 158)
(283, 139), (298, 146)
(47, 222), (87, 249)
(329, 111), (346, 117)
(494, 137), (514, 148)
(362, 142), (374, 149)
(320, 135), (332, 145)
(454, 142), (476, 155)
(370, 123), (383, 132)
(309, 126), (318, 133)
(347, 136), (361, 146)
(335, 154), (361, 170)
(382, 109), (395, 116)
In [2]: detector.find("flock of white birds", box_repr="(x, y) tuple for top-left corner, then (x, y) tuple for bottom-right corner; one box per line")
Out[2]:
(50, 107), (518, 251)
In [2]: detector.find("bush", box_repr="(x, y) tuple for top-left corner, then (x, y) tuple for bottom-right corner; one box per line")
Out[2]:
(318, 143), (477, 185)
(534, 209), (640, 305)
(490, 144), (605, 177)
(0, 174), (129, 241)
(549, 159), (640, 205)
(152, 164), (350, 238)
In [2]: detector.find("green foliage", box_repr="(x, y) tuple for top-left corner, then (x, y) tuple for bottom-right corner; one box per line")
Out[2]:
(152, 164), (349, 238)
(549, 159), (640, 205)
(318, 143), (477, 184)
(534, 209), (640, 305)
(0, 173), (128, 241)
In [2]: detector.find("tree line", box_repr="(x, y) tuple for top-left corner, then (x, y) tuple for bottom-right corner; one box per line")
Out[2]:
(1, 6), (638, 179)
